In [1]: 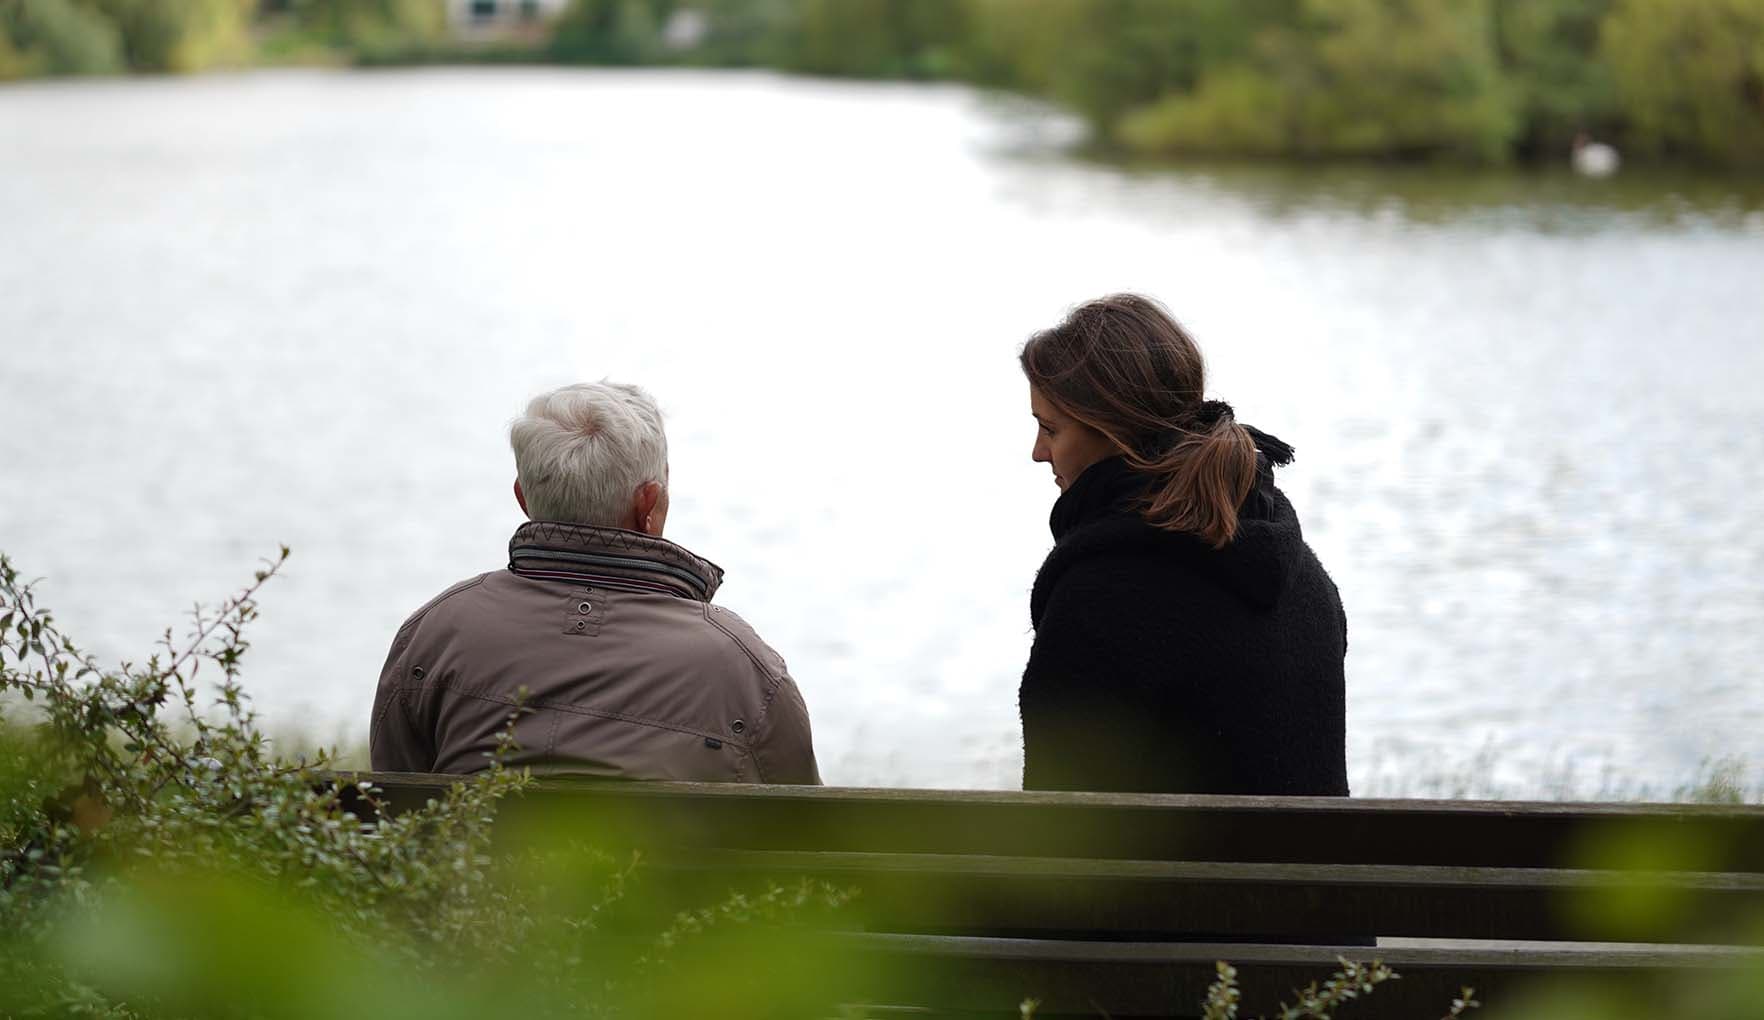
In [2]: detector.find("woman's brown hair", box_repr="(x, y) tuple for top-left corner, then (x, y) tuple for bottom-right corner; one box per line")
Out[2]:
(1020, 294), (1259, 548)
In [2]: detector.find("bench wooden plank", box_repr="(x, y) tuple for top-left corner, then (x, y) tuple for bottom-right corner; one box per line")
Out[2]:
(347, 773), (1764, 872)
(829, 935), (1764, 1018)
(620, 849), (1764, 944)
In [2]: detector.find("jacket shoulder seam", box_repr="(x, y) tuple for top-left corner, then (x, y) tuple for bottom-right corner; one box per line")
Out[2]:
(702, 605), (783, 684)
(396, 573), (493, 636)
(431, 685), (745, 749)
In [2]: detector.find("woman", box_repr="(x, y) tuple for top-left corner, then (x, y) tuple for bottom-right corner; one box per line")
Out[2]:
(1019, 294), (1348, 795)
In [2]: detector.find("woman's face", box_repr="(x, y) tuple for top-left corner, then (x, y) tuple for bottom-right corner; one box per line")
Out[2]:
(1030, 384), (1119, 492)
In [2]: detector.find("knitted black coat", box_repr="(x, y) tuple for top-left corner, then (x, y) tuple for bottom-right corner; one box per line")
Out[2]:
(1020, 433), (1349, 795)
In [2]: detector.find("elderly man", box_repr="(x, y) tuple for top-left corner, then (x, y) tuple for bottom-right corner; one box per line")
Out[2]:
(370, 382), (820, 783)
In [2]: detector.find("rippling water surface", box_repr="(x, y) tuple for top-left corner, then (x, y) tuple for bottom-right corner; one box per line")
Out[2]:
(3, 69), (1761, 794)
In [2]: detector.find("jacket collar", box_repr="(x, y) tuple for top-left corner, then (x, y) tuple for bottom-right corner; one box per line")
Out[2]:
(508, 521), (725, 601)
(1037, 427), (1305, 613)
(1049, 456), (1147, 540)
(1050, 426), (1297, 541)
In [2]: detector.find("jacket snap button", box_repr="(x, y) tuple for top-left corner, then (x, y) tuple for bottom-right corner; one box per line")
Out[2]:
(411, 666), (425, 680)
(578, 602), (592, 614)
(730, 719), (745, 735)
(573, 620), (586, 632)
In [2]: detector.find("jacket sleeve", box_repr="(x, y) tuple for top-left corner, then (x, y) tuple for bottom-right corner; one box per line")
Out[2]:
(1021, 586), (1120, 791)
(369, 621), (434, 774)
(751, 671), (822, 786)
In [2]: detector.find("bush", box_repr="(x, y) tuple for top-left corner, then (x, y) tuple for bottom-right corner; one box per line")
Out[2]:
(90, 0), (255, 73)
(547, 0), (673, 64)
(963, 0), (1279, 134)
(1111, 0), (1518, 161)
(0, 0), (255, 75)
(1602, 0), (1764, 166)
(271, 0), (447, 62)
(1118, 64), (1295, 156)
(0, 550), (857, 1018)
(1492, 0), (1620, 157)
(783, 0), (970, 79)
(0, 0), (125, 75)
(0, 19), (30, 77)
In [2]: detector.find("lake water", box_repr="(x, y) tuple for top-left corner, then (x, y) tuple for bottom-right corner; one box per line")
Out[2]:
(3, 68), (1761, 796)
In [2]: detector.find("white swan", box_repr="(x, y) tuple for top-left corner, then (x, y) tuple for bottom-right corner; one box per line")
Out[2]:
(1572, 132), (1621, 178)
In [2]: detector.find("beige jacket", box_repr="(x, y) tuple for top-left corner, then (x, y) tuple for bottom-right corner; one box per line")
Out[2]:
(370, 522), (820, 784)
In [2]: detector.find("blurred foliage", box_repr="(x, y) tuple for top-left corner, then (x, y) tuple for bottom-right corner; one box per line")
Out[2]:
(256, 0), (448, 63)
(0, 0), (125, 75)
(538, 0), (1764, 167)
(545, 0), (967, 74)
(1493, 0), (1619, 158)
(0, 0), (251, 73)
(88, 0), (255, 71)
(1116, 0), (1516, 161)
(548, 0), (677, 65)
(1193, 958), (1418, 1020)
(1603, 0), (1764, 166)
(783, 0), (970, 78)
(0, 551), (860, 1018)
(0, 0), (445, 73)
(3, 0), (1760, 165)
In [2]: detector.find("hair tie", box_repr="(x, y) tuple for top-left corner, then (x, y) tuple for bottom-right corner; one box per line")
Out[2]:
(1136, 399), (1234, 458)
(1186, 399), (1234, 431)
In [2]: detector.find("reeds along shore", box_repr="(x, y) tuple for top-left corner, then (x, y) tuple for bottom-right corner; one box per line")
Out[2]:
(4, 0), (1763, 169)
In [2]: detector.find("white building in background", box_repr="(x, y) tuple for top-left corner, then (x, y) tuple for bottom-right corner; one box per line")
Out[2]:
(446, 0), (571, 36)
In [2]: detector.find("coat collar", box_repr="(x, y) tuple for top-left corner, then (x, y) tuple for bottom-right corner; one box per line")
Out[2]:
(1049, 456), (1148, 540)
(508, 521), (725, 601)
(1036, 427), (1306, 614)
(1049, 425), (1297, 541)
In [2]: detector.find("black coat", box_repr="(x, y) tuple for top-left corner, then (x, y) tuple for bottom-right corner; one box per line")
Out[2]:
(1020, 433), (1349, 795)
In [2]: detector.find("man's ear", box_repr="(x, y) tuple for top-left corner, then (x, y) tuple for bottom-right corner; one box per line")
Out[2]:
(633, 481), (663, 536)
(514, 479), (529, 517)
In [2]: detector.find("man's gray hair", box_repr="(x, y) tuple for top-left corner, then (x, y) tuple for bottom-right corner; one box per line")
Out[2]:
(510, 382), (668, 527)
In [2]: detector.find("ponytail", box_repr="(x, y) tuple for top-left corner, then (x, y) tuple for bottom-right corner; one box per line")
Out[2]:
(1128, 405), (1259, 549)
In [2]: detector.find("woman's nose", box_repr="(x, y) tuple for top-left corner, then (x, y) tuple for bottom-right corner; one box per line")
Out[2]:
(1032, 438), (1050, 463)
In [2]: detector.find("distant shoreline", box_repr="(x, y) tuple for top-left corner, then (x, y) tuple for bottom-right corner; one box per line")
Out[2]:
(5, 1), (1763, 170)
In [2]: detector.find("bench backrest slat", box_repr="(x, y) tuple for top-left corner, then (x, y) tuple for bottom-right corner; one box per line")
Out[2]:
(349, 773), (1764, 872)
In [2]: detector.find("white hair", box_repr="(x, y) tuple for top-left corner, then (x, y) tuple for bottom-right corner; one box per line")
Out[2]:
(510, 382), (668, 527)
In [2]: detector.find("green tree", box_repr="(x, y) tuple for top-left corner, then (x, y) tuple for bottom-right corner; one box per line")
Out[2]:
(287, 0), (446, 56)
(957, 0), (1088, 91)
(1118, 0), (1517, 160)
(782, 0), (968, 78)
(962, 0), (1284, 133)
(548, 0), (672, 64)
(91, 0), (254, 72)
(0, 18), (30, 77)
(1602, 0), (1764, 166)
(677, 0), (802, 67)
(0, 0), (124, 74)
(1493, 0), (1619, 157)
(1302, 0), (1517, 159)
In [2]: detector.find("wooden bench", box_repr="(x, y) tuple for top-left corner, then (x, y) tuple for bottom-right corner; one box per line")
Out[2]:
(348, 774), (1764, 1018)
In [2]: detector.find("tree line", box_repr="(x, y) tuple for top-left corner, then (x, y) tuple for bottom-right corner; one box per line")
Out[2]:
(551, 0), (1764, 167)
(0, 0), (447, 75)
(5, 0), (1762, 167)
